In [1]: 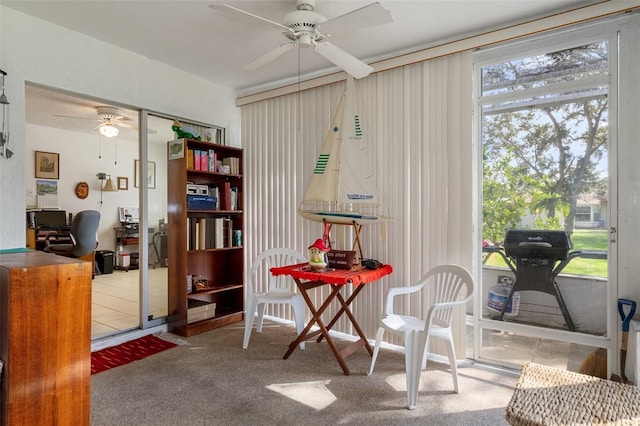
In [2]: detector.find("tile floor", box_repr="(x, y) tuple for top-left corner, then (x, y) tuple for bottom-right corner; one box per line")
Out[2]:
(91, 267), (168, 339)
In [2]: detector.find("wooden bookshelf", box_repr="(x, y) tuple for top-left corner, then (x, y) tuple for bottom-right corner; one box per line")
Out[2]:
(167, 138), (244, 337)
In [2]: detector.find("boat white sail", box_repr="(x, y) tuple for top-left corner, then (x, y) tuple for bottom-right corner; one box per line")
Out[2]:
(298, 77), (391, 225)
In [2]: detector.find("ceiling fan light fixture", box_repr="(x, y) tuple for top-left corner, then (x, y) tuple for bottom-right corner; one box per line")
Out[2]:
(100, 123), (119, 138)
(298, 33), (313, 48)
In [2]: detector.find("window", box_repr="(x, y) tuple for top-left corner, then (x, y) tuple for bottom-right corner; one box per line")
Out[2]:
(480, 41), (609, 278)
(575, 205), (592, 222)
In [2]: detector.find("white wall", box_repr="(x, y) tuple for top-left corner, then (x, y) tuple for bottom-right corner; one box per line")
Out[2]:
(0, 6), (241, 249)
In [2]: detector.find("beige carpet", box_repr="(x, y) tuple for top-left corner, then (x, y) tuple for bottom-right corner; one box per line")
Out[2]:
(91, 320), (518, 425)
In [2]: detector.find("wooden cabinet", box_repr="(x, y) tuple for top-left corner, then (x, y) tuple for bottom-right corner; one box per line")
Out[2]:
(0, 250), (92, 426)
(167, 138), (244, 337)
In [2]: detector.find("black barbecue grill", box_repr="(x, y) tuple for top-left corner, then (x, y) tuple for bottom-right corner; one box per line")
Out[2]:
(484, 229), (607, 332)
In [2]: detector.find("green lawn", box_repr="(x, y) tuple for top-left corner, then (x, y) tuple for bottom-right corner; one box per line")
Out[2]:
(484, 229), (608, 278)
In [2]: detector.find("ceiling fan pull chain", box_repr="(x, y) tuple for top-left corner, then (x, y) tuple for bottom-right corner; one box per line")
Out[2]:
(297, 41), (301, 131)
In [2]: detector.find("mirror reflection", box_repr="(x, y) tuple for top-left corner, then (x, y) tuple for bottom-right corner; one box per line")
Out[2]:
(25, 84), (174, 339)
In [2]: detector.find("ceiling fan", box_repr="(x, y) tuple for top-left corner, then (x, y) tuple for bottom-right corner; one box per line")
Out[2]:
(56, 106), (137, 138)
(211, 0), (394, 79)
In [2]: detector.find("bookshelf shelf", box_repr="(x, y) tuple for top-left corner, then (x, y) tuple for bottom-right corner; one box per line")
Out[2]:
(167, 138), (244, 337)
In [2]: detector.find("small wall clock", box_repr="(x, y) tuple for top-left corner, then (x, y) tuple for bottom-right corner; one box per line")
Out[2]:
(75, 182), (89, 199)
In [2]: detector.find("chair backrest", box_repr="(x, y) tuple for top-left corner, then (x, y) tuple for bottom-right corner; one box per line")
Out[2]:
(70, 210), (100, 257)
(421, 264), (474, 328)
(248, 248), (307, 296)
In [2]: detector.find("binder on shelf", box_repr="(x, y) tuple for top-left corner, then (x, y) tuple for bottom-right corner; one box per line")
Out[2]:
(187, 195), (217, 210)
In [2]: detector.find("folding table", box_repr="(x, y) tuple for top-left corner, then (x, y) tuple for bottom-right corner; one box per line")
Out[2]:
(270, 263), (393, 375)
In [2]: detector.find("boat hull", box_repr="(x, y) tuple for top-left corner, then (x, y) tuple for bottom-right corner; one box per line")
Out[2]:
(298, 209), (393, 225)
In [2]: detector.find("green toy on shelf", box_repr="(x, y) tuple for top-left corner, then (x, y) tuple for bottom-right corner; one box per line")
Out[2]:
(172, 120), (201, 140)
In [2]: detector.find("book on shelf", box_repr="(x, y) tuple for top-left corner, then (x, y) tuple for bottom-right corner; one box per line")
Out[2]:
(197, 218), (207, 250)
(200, 150), (209, 171)
(187, 216), (231, 250)
(193, 150), (201, 171)
(224, 218), (232, 248)
(186, 217), (190, 249)
(209, 186), (220, 209)
(214, 217), (225, 249)
(187, 149), (195, 170)
(206, 217), (215, 249)
(208, 149), (216, 172)
(222, 157), (240, 175)
(230, 187), (238, 210)
(221, 182), (231, 210)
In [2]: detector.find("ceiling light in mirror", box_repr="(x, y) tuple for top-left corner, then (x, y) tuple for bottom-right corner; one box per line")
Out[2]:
(100, 123), (119, 138)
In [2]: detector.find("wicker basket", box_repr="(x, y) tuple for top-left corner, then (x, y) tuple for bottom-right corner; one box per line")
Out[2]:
(506, 362), (640, 426)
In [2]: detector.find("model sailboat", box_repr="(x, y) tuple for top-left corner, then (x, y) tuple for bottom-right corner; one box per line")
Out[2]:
(298, 77), (392, 225)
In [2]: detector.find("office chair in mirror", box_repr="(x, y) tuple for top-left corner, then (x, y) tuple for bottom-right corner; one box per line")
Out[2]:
(45, 210), (100, 259)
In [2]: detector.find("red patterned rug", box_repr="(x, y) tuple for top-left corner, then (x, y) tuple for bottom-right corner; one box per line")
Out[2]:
(91, 334), (177, 374)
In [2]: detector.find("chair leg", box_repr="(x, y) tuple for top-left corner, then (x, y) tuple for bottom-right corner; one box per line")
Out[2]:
(368, 327), (386, 376)
(256, 302), (266, 333)
(242, 297), (258, 349)
(291, 297), (306, 350)
(405, 330), (429, 410)
(444, 334), (459, 393)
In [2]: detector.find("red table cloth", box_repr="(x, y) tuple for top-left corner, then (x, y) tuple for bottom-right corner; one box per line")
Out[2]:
(270, 262), (393, 286)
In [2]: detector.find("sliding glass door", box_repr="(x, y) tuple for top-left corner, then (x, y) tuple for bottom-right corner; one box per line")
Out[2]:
(473, 22), (618, 373)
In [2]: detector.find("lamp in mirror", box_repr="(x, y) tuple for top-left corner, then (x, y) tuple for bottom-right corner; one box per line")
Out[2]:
(0, 69), (12, 159)
(100, 123), (119, 138)
(97, 172), (118, 192)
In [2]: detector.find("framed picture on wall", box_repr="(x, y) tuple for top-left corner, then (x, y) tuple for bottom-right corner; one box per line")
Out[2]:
(134, 160), (156, 189)
(117, 177), (128, 190)
(35, 151), (60, 179)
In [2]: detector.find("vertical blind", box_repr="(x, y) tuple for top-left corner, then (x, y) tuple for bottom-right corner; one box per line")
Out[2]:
(242, 51), (473, 355)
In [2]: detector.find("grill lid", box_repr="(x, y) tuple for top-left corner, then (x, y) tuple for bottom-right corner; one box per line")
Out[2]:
(504, 229), (572, 260)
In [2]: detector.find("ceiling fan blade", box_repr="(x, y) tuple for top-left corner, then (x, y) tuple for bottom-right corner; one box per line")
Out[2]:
(209, 4), (294, 35)
(244, 43), (296, 71)
(116, 121), (139, 130)
(116, 121), (158, 134)
(313, 41), (373, 79)
(319, 2), (393, 35)
(89, 123), (103, 132)
(54, 114), (101, 122)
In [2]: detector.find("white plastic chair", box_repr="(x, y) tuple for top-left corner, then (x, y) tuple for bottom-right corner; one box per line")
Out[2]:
(243, 247), (308, 349)
(368, 264), (474, 409)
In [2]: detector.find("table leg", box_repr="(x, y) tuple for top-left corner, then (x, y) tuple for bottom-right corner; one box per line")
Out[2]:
(283, 281), (351, 375)
(334, 289), (373, 356)
(316, 285), (371, 353)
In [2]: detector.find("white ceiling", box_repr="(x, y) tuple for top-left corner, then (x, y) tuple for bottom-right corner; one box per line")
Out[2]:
(5, 0), (593, 140)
